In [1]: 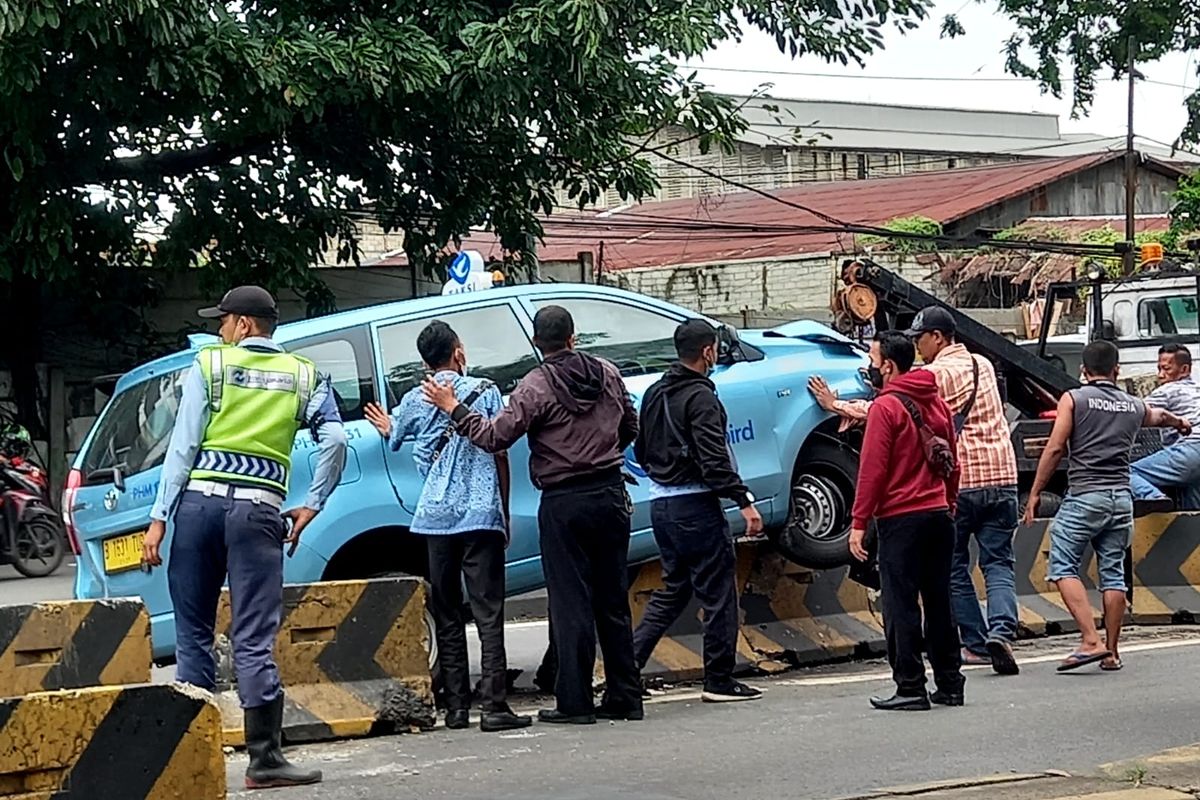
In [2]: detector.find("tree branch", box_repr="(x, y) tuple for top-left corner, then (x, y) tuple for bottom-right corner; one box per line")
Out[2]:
(92, 134), (277, 182)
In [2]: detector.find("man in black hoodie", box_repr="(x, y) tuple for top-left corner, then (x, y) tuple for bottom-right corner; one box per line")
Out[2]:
(632, 319), (765, 702)
(422, 305), (643, 724)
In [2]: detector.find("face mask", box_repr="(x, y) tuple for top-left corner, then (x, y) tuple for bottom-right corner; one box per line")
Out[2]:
(867, 366), (885, 390)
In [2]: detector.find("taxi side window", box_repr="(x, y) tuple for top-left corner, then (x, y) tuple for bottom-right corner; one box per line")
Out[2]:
(530, 297), (680, 377)
(290, 326), (376, 422)
(377, 304), (540, 407)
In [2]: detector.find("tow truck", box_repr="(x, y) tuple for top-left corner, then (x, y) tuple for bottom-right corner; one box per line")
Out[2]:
(829, 256), (1172, 515)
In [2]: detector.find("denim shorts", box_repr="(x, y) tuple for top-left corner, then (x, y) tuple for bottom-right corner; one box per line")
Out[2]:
(1047, 489), (1133, 592)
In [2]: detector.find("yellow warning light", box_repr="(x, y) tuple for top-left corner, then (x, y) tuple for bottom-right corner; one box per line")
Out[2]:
(1140, 242), (1164, 267)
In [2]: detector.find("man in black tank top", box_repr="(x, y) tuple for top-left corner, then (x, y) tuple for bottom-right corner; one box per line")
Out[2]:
(1023, 341), (1190, 672)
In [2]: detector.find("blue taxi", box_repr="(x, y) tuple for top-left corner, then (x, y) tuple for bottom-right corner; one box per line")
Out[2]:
(66, 283), (870, 660)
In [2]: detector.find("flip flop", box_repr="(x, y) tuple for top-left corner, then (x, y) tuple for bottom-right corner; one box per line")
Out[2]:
(1101, 658), (1123, 671)
(1056, 651), (1112, 672)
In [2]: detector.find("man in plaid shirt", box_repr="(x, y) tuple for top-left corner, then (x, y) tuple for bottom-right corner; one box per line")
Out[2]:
(809, 306), (1021, 675)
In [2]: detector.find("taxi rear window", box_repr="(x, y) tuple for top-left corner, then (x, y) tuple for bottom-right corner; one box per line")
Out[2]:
(81, 369), (188, 482)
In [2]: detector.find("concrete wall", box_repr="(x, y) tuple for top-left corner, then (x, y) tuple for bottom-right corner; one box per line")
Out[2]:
(602, 251), (947, 325)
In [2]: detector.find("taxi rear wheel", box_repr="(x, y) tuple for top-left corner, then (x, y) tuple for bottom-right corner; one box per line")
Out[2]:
(774, 443), (857, 568)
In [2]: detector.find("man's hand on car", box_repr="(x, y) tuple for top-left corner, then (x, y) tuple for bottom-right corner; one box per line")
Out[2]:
(364, 402), (393, 439)
(740, 505), (764, 537)
(421, 376), (459, 413)
(807, 376), (839, 412)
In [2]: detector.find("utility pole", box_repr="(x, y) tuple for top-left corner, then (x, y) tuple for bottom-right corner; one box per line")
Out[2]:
(1123, 36), (1138, 276)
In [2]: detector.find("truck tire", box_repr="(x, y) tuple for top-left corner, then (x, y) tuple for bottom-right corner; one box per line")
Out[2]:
(774, 442), (857, 568)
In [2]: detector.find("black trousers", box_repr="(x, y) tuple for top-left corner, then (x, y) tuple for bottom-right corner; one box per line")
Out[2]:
(632, 492), (739, 690)
(539, 476), (641, 715)
(877, 509), (964, 697)
(426, 530), (509, 713)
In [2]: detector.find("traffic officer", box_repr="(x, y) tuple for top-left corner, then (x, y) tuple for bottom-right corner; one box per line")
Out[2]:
(144, 286), (347, 790)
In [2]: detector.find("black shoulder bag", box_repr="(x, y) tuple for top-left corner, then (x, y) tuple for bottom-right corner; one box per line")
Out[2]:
(894, 393), (958, 479)
(952, 358), (980, 434)
(431, 380), (493, 463)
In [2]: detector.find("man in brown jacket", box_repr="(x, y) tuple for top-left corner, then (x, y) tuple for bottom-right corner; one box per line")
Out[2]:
(422, 305), (643, 725)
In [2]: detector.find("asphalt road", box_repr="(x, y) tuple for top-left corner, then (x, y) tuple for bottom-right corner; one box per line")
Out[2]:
(223, 628), (1200, 800)
(4, 569), (1199, 798)
(0, 561), (75, 605)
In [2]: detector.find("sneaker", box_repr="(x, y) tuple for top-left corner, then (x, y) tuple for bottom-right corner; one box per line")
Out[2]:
(701, 681), (763, 703)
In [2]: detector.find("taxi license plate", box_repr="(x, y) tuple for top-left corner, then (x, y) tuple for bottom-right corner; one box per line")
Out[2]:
(102, 532), (146, 574)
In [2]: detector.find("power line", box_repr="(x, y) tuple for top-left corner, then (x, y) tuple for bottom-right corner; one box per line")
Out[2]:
(677, 63), (1197, 92)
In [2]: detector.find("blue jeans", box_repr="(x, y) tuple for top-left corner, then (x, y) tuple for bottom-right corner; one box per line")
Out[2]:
(1130, 440), (1200, 510)
(950, 485), (1019, 655)
(168, 489), (286, 709)
(1048, 489), (1133, 592)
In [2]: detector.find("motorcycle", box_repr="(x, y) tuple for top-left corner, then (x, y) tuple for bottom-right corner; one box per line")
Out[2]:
(0, 421), (67, 578)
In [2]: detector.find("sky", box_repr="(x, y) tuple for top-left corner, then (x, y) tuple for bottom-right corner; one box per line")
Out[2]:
(694, 0), (1198, 150)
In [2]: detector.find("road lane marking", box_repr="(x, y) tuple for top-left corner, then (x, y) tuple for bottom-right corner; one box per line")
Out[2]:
(645, 636), (1200, 706)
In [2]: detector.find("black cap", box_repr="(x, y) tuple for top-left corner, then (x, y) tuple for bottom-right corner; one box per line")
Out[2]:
(905, 306), (956, 337)
(198, 286), (278, 320)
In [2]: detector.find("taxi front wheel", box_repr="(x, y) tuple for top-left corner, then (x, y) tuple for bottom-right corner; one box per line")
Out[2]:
(775, 443), (857, 569)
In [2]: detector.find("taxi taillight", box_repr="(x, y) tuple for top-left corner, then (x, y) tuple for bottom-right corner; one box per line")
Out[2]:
(61, 468), (82, 555)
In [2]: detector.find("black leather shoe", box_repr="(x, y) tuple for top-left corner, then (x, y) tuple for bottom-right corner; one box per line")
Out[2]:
(445, 709), (471, 730)
(930, 690), (964, 707)
(480, 710), (533, 732)
(595, 704), (644, 721)
(537, 709), (596, 725)
(869, 693), (931, 711)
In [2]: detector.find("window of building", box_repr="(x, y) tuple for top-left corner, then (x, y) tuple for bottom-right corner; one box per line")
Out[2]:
(528, 297), (682, 377)
(856, 154), (867, 180)
(841, 153), (849, 180)
(376, 304), (540, 406)
(948, 157), (957, 169)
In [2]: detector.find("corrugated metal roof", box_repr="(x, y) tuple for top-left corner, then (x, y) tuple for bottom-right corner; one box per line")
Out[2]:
(402, 152), (1180, 272)
(719, 96), (1200, 162)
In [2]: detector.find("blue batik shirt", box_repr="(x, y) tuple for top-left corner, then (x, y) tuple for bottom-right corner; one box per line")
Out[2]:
(389, 371), (506, 536)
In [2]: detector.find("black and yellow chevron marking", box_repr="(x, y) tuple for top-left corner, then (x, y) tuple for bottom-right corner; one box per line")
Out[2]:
(0, 684), (224, 800)
(632, 512), (1200, 683)
(214, 577), (434, 746)
(629, 546), (886, 682)
(0, 599), (150, 697)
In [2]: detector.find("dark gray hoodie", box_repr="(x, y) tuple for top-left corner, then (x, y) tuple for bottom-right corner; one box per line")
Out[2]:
(451, 350), (638, 489)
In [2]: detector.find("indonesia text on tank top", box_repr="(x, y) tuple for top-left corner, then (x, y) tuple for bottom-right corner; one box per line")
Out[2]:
(1066, 380), (1145, 495)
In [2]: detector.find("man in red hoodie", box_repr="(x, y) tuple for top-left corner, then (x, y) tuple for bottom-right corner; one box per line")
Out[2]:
(851, 331), (965, 711)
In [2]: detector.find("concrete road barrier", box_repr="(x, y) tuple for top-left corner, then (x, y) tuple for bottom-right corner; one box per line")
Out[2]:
(215, 577), (435, 746)
(630, 546), (886, 682)
(0, 598), (151, 697)
(633, 511), (1200, 682)
(0, 683), (225, 799)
